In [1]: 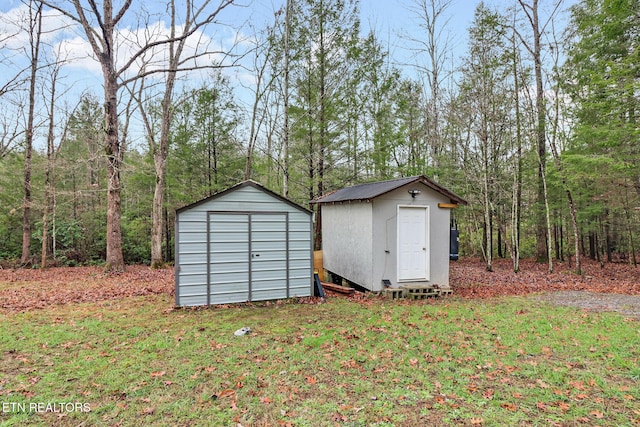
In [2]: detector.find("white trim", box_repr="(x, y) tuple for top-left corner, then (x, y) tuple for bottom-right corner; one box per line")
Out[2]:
(396, 205), (430, 282)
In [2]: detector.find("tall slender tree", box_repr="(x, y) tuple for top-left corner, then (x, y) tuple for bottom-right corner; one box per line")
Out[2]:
(515, 0), (562, 267)
(40, 56), (65, 268)
(20, 1), (44, 265)
(459, 3), (513, 271)
(41, 0), (236, 271)
(131, 0), (234, 268)
(289, 0), (360, 248)
(406, 0), (454, 172)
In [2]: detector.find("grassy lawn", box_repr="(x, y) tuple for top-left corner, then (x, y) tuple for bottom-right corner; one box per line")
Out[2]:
(0, 294), (638, 426)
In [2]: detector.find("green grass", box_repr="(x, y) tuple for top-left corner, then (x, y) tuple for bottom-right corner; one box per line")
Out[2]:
(0, 295), (638, 426)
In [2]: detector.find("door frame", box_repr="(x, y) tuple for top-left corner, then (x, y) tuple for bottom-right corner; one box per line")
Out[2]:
(396, 205), (430, 282)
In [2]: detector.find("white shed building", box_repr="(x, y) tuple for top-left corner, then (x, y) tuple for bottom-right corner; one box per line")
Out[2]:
(175, 180), (313, 307)
(312, 176), (467, 292)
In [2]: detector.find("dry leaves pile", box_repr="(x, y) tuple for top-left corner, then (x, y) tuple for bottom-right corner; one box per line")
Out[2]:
(0, 265), (173, 312)
(451, 258), (640, 298)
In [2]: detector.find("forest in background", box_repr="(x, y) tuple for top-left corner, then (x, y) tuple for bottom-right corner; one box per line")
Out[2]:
(0, 0), (638, 274)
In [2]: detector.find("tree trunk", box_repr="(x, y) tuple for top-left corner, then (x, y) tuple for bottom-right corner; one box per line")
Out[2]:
(511, 29), (522, 273)
(151, 152), (167, 268)
(21, 2), (43, 265)
(624, 187), (637, 266)
(315, 0), (326, 252)
(42, 62), (60, 269)
(530, 0), (548, 264)
(104, 70), (125, 272)
(566, 188), (581, 273)
(283, 0), (291, 198)
(150, 0), (181, 269)
(541, 156), (553, 273)
(482, 131), (492, 272)
(604, 210), (612, 263)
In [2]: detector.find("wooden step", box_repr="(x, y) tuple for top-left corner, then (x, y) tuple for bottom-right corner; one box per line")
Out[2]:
(321, 281), (354, 294)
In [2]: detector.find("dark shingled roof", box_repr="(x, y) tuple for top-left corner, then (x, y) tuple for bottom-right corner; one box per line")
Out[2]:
(311, 175), (468, 205)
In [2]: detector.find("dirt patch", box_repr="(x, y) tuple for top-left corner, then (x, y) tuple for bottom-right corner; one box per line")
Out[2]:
(531, 290), (640, 319)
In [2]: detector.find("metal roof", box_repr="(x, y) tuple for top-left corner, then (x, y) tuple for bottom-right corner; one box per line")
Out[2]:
(176, 180), (312, 214)
(310, 175), (468, 205)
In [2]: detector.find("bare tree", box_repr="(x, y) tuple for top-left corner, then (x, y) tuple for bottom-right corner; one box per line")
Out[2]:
(131, 0), (235, 268)
(41, 58), (71, 268)
(0, 109), (25, 160)
(515, 0), (562, 269)
(243, 21), (277, 181)
(282, 0), (291, 197)
(21, 0), (44, 265)
(548, 22), (581, 274)
(0, 47), (28, 159)
(405, 0), (454, 170)
(41, 0), (235, 271)
(0, 9), (31, 135)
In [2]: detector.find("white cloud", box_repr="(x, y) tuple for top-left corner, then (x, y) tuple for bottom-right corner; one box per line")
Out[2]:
(1, 3), (237, 89)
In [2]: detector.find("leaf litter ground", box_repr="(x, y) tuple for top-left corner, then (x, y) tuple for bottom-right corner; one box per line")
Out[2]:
(1, 258), (640, 316)
(450, 258), (640, 319)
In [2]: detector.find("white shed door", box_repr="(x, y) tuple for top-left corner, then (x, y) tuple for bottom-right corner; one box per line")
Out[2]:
(397, 206), (429, 281)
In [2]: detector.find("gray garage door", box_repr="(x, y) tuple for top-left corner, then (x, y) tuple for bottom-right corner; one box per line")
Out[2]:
(208, 211), (289, 304)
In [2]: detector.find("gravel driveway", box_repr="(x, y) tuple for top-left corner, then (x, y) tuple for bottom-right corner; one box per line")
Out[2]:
(533, 291), (640, 320)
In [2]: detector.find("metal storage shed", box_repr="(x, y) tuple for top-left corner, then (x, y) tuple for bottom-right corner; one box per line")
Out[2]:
(175, 180), (313, 307)
(311, 176), (467, 292)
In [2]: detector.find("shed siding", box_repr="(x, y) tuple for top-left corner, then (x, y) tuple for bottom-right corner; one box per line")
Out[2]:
(175, 184), (312, 307)
(322, 202), (373, 288)
(372, 185), (451, 290)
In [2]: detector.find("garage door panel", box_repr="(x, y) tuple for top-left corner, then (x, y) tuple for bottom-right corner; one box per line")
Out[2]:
(200, 211), (310, 305)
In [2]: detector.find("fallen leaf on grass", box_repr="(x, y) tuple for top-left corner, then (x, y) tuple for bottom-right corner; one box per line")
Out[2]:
(212, 389), (236, 400)
(536, 379), (549, 389)
(482, 388), (494, 399)
(332, 413), (347, 422)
